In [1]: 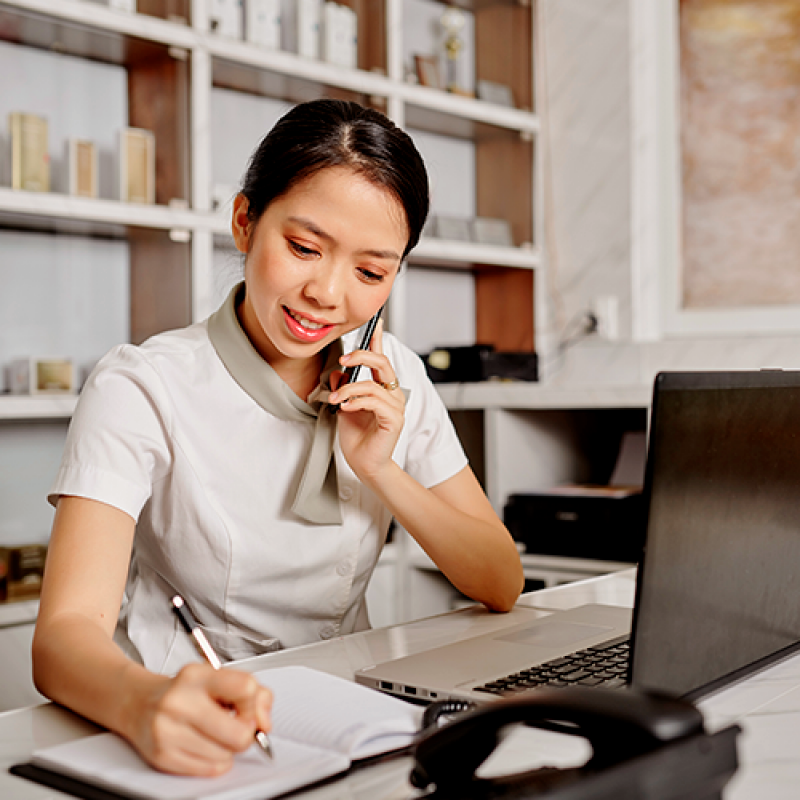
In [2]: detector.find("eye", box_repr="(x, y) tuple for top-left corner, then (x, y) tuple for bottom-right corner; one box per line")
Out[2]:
(289, 240), (319, 258)
(358, 267), (385, 283)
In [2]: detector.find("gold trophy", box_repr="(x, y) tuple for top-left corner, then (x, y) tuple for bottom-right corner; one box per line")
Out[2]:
(440, 5), (466, 94)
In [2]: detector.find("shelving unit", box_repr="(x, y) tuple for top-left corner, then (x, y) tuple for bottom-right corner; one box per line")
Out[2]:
(0, 0), (556, 634)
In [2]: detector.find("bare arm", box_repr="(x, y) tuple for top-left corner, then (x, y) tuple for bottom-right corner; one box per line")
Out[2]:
(331, 326), (524, 612)
(368, 463), (524, 612)
(33, 496), (272, 776)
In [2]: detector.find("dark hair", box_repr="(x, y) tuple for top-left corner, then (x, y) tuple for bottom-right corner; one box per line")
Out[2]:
(239, 99), (429, 258)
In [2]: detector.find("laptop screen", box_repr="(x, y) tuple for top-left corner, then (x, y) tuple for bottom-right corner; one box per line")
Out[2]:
(630, 370), (800, 699)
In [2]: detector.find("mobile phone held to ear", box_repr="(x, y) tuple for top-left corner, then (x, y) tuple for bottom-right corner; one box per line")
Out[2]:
(330, 306), (384, 414)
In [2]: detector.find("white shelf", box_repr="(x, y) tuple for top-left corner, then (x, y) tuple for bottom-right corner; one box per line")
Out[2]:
(0, 188), (200, 233)
(399, 82), (539, 134)
(411, 238), (540, 270)
(205, 34), (392, 98)
(0, 598), (38, 628)
(435, 382), (652, 411)
(0, 395), (77, 420)
(1, 0), (194, 49)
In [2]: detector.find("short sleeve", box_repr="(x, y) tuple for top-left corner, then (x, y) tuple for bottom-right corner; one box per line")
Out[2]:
(48, 345), (174, 521)
(390, 338), (468, 488)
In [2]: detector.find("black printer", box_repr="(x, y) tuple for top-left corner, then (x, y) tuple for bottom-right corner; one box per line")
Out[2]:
(503, 485), (646, 564)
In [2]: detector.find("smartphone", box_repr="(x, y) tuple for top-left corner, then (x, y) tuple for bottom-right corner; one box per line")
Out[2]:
(330, 306), (384, 414)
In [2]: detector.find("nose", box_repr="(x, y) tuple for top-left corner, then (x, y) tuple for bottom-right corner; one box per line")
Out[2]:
(302, 262), (346, 309)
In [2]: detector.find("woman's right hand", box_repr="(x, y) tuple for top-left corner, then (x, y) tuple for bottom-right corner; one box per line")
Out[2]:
(125, 664), (273, 776)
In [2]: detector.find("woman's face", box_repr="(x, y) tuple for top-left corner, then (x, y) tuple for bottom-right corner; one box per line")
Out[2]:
(232, 166), (408, 370)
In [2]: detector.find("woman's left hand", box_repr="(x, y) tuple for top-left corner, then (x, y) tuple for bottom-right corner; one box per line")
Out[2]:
(329, 320), (405, 483)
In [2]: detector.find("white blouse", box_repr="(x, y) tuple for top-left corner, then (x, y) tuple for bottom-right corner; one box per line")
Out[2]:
(49, 313), (467, 674)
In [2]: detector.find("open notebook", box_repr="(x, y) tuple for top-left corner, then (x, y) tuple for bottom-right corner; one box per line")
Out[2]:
(12, 666), (423, 800)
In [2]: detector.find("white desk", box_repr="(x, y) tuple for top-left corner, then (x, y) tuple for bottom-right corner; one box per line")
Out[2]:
(1, 570), (798, 799)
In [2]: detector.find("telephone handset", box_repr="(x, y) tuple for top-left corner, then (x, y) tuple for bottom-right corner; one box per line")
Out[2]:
(330, 306), (384, 414)
(410, 686), (741, 799)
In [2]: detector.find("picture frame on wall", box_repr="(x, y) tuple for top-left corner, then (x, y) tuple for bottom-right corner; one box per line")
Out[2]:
(414, 54), (442, 90)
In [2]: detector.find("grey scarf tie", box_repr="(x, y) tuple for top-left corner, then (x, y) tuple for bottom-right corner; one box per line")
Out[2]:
(207, 283), (343, 525)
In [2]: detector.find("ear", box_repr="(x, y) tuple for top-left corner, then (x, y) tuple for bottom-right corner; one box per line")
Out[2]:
(231, 193), (253, 254)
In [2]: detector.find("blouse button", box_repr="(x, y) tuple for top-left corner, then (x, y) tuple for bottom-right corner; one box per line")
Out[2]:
(319, 624), (336, 640)
(336, 559), (352, 577)
(339, 485), (354, 501)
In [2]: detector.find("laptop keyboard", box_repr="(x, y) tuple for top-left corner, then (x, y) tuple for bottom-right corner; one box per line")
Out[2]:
(473, 634), (630, 697)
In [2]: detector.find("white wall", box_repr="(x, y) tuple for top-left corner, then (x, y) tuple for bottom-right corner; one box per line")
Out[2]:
(539, 0), (800, 389)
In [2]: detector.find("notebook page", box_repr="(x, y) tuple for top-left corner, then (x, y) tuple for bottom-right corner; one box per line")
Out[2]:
(32, 731), (348, 800)
(255, 666), (423, 760)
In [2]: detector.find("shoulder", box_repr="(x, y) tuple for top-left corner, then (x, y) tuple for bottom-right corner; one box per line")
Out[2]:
(90, 321), (211, 386)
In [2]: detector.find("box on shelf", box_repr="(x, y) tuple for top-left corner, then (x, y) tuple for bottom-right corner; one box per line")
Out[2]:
(118, 127), (155, 205)
(322, 2), (357, 69)
(297, 0), (323, 59)
(7, 357), (76, 395)
(9, 112), (50, 193)
(209, 0), (244, 38)
(67, 138), (99, 198)
(0, 545), (47, 603)
(422, 345), (538, 383)
(503, 486), (646, 564)
(246, 0), (282, 49)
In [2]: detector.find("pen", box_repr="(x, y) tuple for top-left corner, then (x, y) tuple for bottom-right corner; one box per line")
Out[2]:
(171, 594), (273, 758)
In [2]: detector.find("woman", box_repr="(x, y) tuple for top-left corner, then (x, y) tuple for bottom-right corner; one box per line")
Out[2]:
(32, 99), (524, 776)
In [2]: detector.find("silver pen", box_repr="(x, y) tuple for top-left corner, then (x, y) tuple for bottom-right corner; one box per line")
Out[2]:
(171, 594), (273, 758)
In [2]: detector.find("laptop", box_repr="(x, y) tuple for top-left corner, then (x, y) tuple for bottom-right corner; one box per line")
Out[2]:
(356, 370), (800, 703)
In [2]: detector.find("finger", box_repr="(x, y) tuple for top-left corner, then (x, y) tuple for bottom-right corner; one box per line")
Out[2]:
(331, 380), (404, 411)
(371, 318), (385, 355)
(145, 704), (242, 776)
(209, 669), (273, 729)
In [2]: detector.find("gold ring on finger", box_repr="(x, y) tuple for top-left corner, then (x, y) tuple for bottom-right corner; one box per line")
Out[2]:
(380, 379), (400, 392)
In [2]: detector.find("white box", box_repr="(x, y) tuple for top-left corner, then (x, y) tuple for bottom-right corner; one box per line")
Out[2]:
(322, 3), (357, 69)
(246, 0), (282, 49)
(210, 0), (244, 39)
(8, 358), (76, 395)
(108, 0), (136, 11)
(297, 0), (322, 59)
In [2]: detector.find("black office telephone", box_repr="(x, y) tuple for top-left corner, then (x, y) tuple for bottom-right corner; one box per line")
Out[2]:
(411, 687), (740, 799)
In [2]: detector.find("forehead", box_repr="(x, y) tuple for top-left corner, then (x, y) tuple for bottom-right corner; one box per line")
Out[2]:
(280, 166), (408, 231)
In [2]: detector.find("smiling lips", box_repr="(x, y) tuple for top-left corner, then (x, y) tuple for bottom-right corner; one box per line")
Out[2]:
(283, 306), (334, 343)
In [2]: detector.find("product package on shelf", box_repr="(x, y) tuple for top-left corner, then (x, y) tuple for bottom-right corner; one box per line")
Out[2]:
(118, 127), (155, 204)
(9, 112), (50, 193)
(246, 0), (282, 49)
(209, 0), (244, 38)
(297, 0), (323, 59)
(0, 544), (48, 603)
(7, 357), (76, 395)
(322, 2), (357, 69)
(67, 139), (99, 198)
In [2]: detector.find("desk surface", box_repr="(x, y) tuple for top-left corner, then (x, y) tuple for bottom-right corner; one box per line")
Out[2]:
(1, 570), (798, 799)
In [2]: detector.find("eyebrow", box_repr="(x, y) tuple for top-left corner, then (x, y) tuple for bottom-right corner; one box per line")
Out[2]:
(288, 216), (402, 262)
